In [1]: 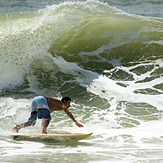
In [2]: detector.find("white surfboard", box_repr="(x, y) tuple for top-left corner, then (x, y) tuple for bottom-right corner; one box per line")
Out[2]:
(11, 133), (93, 142)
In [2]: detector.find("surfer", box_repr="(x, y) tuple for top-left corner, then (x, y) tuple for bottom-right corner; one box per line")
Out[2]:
(12, 96), (83, 134)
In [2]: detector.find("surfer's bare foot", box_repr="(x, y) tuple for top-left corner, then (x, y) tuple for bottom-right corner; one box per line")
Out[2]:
(12, 126), (19, 133)
(42, 130), (48, 134)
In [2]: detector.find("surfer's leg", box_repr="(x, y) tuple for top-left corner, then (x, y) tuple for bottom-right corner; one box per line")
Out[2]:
(38, 108), (51, 134)
(12, 111), (37, 133)
(27, 111), (37, 126)
(41, 118), (51, 134)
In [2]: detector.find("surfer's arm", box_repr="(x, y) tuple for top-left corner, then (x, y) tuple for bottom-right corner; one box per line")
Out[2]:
(63, 106), (84, 128)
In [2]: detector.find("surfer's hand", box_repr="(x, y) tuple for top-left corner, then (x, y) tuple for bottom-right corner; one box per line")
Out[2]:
(75, 122), (84, 128)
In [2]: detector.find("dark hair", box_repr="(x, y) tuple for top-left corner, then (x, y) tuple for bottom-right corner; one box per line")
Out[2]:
(61, 97), (71, 103)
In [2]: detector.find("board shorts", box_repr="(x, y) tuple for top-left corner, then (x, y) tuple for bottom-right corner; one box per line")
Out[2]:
(31, 96), (50, 112)
(27, 96), (51, 126)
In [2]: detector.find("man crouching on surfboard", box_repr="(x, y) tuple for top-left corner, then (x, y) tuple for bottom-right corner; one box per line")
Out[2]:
(12, 96), (83, 134)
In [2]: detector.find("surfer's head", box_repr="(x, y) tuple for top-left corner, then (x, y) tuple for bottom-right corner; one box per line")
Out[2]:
(61, 97), (71, 108)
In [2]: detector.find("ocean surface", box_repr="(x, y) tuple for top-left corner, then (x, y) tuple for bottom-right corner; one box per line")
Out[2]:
(0, 0), (163, 162)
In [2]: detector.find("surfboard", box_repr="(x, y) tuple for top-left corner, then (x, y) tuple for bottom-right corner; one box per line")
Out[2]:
(11, 133), (93, 142)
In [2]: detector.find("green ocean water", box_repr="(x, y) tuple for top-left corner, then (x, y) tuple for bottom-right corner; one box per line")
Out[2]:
(0, 0), (163, 162)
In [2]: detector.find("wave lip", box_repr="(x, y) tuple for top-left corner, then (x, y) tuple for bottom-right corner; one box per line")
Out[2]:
(0, 1), (163, 93)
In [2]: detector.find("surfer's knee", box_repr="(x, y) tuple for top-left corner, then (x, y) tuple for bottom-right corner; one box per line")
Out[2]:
(27, 111), (37, 126)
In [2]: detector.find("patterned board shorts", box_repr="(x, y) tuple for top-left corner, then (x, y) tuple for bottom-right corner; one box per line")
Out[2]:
(28, 108), (51, 126)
